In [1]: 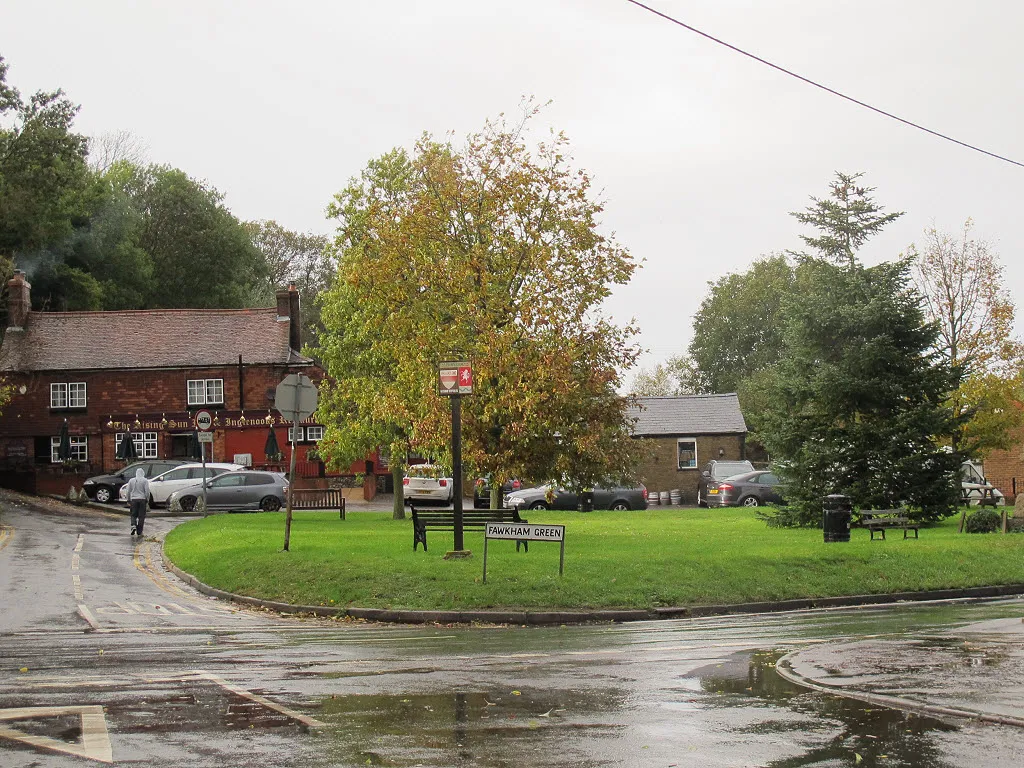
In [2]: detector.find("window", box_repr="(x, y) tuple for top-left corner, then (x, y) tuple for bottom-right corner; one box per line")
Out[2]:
(51, 436), (88, 463)
(305, 426), (324, 442)
(50, 382), (87, 409)
(115, 432), (158, 459)
(245, 473), (274, 486)
(187, 379), (224, 405)
(677, 439), (697, 469)
(161, 468), (191, 482)
(210, 473), (246, 488)
(287, 426), (304, 442)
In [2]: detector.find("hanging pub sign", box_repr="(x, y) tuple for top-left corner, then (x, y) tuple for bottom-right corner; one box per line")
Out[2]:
(438, 361), (472, 396)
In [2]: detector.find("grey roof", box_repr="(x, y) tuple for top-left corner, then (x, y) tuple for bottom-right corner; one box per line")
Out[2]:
(1, 308), (311, 372)
(629, 394), (747, 436)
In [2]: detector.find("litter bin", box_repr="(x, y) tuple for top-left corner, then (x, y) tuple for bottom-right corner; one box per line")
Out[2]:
(823, 494), (852, 542)
(578, 489), (594, 513)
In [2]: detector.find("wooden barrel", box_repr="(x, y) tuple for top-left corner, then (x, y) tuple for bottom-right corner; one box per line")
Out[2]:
(659, 491), (670, 505)
(649, 492), (660, 505)
(670, 489), (682, 505)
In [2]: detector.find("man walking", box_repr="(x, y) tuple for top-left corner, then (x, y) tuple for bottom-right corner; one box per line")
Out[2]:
(124, 468), (150, 537)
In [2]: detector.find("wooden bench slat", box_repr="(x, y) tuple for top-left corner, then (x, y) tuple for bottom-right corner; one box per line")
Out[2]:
(410, 506), (528, 552)
(291, 488), (346, 519)
(857, 509), (919, 540)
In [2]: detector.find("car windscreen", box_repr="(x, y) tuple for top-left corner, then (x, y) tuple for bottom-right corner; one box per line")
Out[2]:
(713, 462), (753, 478)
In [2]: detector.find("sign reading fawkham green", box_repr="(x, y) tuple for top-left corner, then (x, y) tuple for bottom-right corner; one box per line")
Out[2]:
(482, 522), (565, 583)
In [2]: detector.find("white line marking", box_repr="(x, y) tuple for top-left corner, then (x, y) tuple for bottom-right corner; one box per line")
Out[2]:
(74, 534), (85, 552)
(0, 705), (112, 763)
(193, 672), (326, 728)
(77, 604), (101, 631)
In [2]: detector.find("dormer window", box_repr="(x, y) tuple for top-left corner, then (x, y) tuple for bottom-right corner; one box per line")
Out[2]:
(51, 382), (87, 409)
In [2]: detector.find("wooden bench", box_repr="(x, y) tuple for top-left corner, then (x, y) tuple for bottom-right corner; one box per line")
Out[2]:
(857, 509), (919, 540)
(291, 488), (346, 519)
(410, 506), (528, 552)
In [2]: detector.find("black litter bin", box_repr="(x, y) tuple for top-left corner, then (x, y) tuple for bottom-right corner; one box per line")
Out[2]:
(823, 494), (852, 542)
(578, 489), (594, 513)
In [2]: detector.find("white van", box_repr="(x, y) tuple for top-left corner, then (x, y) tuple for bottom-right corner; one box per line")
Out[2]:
(119, 462), (246, 505)
(960, 461), (1005, 506)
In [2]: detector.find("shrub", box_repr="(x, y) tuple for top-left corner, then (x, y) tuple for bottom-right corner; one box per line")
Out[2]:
(756, 506), (819, 528)
(965, 509), (1001, 534)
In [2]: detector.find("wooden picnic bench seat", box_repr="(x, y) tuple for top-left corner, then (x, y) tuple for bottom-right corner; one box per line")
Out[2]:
(291, 488), (346, 519)
(857, 509), (919, 540)
(410, 505), (528, 552)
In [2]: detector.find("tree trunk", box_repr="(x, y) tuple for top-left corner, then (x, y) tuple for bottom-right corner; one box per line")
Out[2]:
(392, 462), (405, 519)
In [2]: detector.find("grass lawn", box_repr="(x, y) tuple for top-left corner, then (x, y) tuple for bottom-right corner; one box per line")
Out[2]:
(162, 507), (1024, 612)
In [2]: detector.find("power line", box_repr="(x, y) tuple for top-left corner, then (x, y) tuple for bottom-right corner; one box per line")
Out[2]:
(625, 0), (1024, 169)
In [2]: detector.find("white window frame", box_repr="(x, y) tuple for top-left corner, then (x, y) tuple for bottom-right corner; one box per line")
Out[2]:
(50, 382), (87, 409)
(115, 432), (158, 459)
(287, 426), (304, 442)
(51, 435), (88, 463)
(305, 426), (324, 442)
(187, 378), (224, 405)
(677, 438), (698, 470)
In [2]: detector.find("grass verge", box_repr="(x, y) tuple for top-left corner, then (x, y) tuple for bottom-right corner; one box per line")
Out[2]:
(162, 507), (1024, 611)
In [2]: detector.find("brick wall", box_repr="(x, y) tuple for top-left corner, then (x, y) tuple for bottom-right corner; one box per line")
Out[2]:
(636, 434), (746, 504)
(981, 427), (1024, 502)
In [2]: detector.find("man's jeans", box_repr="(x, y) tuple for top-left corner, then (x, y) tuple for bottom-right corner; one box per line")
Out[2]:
(130, 499), (148, 535)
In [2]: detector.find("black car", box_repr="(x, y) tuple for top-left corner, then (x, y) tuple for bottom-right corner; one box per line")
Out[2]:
(473, 478), (522, 509)
(697, 460), (755, 507)
(706, 470), (784, 508)
(82, 459), (188, 503)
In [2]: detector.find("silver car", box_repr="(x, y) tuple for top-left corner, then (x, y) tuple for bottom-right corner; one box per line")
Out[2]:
(505, 483), (649, 511)
(167, 470), (289, 512)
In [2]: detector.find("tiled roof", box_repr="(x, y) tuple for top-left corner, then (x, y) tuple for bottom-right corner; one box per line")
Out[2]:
(0, 308), (311, 371)
(629, 394), (747, 436)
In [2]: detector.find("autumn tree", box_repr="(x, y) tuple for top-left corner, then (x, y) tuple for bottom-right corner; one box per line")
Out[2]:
(315, 109), (644, 514)
(909, 219), (1024, 456)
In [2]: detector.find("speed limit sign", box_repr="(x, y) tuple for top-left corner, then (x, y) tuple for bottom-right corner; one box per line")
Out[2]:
(195, 410), (213, 431)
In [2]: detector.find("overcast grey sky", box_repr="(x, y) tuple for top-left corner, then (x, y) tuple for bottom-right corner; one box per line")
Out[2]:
(3, 1), (1021, 382)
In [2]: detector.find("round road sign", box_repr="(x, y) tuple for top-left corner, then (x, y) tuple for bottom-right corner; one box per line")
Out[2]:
(195, 410), (213, 431)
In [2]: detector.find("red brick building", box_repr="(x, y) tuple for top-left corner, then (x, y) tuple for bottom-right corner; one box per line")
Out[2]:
(0, 271), (359, 495)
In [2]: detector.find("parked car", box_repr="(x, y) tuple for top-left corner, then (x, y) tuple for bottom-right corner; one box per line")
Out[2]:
(83, 459), (188, 503)
(167, 470), (289, 512)
(474, 478), (522, 509)
(403, 464), (453, 504)
(119, 462), (245, 505)
(706, 470), (784, 508)
(505, 483), (649, 511)
(697, 460), (755, 507)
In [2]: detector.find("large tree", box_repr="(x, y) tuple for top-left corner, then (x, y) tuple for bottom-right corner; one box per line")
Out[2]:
(315, 110), (644, 513)
(908, 219), (1024, 456)
(758, 175), (958, 523)
(0, 55), (91, 294)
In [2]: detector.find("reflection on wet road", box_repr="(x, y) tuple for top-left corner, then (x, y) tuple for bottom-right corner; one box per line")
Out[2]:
(1, 501), (1023, 766)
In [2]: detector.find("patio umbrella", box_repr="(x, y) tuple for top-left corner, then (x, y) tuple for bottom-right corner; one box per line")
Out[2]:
(57, 419), (72, 462)
(264, 426), (281, 461)
(116, 431), (139, 462)
(187, 430), (205, 461)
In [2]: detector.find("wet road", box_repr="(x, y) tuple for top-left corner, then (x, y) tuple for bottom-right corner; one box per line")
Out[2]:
(1, 499), (1023, 767)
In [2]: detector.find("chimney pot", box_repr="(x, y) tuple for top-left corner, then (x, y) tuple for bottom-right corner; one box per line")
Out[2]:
(6, 271), (31, 330)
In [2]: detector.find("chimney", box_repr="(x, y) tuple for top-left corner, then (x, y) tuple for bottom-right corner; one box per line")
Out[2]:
(6, 270), (31, 330)
(276, 283), (301, 352)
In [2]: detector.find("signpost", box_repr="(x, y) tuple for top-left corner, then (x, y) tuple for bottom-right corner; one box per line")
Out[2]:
(275, 373), (318, 551)
(483, 522), (565, 583)
(438, 361), (472, 555)
(194, 410), (213, 513)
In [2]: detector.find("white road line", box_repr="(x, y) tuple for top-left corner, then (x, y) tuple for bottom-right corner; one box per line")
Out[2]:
(74, 534), (85, 552)
(194, 672), (326, 728)
(0, 705), (112, 764)
(77, 604), (101, 631)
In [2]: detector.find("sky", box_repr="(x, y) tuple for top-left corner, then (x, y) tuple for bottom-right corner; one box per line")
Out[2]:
(3, 0), (1021, 384)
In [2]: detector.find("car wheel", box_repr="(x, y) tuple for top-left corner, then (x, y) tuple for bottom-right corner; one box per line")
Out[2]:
(260, 496), (282, 512)
(179, 496), (197, 513)
(740, 495), (760, 507)
(611, 501), (631, 511)
(529, 501), (549, 510)
(94, 486), (112, 503)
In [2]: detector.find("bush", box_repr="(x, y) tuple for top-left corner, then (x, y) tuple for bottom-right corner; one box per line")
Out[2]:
(756, 505), (819, 528)
(965, 509), (1001, 534)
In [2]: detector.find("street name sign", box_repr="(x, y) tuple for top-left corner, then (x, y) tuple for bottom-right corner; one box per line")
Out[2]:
(482, 522), (566, 582)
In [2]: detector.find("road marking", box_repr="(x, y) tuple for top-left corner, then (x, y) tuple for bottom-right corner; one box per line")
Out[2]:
(77, 604), (101, 631)
(71, 553), (80, 571)
(73, 575), (84, 601)
(74, 534), (85, 552)
(0, 524), (12, 552)
(0, 704), (112, 763)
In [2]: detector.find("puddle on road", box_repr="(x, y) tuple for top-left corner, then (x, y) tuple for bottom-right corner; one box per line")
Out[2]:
(687, 649), (964, 768)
